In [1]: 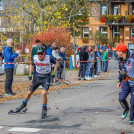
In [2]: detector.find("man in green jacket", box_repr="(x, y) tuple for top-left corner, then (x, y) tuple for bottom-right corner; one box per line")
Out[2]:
(31, 39), (41, 78)
(102, 48), (109, 72)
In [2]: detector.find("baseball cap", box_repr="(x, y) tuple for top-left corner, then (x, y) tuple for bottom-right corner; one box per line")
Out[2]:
(112, 43), (127, 52)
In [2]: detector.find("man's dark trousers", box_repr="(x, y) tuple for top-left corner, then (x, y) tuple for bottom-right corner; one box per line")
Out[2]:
(5, 68), (14, 93)
(78, 63), (87, 78)
(119, 81), (134, 120)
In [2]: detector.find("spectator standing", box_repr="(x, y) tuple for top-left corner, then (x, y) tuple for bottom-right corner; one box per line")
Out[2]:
(0, 49), (3, 98)
(102, 48), (109, 72)
(46, 44), (52, 56)
(85, 46), (94, 80)
(52, 47), (62, 82)
(89, 48), (95, 78)
(97, 49), (101, 74)
(58, 47), (67, 79)
(51, 42), (57, 51)
(3, 39), (21, 96)
(78, 45), (89, 80)
(93, 47), (98, 77)
(31, 39), (41, 78)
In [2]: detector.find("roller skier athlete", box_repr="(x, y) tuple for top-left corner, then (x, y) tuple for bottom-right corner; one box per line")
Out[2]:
(9, 45), (58, 119)
(113, 43), (134, 124)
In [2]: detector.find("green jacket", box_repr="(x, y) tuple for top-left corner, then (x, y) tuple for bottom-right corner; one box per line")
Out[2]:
(31, 46), (37, 61)
(102, 51), (108, 61)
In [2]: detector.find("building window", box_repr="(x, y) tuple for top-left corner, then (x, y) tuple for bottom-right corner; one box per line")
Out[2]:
(100, 4), (107, 15)
(113, 27), (120, 37)
(82, 27), (89, 38)
(131, 28), (134, 38)
(114, 5), (118, 15)
(100, 27), (107, 35)
(0, 2), (3, 11)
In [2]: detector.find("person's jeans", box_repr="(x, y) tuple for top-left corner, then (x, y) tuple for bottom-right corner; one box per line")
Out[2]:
(78, 63), (87, 78)
(5, 68), (14, 93)
(97, 58), (101, 73)
(103, 61), (108, 72)
(85, 62), (91, 77)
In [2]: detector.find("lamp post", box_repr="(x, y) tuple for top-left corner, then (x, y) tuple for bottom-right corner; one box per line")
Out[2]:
(72, 11), (83, 69)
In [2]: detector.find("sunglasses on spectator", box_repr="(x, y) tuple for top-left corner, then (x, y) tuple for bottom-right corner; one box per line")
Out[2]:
(37, 52), (44, 55)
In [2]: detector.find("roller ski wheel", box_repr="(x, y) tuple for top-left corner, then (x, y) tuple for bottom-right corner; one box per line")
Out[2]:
(8, 108), (28, 115)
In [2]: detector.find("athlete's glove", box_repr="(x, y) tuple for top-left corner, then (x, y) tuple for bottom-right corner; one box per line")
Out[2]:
(28, 74), (33, 81)
(50, 72), (56, 78)
(120, 69), (126, 80)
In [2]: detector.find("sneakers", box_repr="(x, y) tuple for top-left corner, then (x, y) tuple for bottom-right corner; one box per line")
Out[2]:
(121, 110), (129, 119)
(5, 92), (16, 96)
(78, 77), (81, 80)
(38, 85), (43, 88)
(41, 106), (47, 119)
(85, 76), (91, 80)
(94, 75), (98, 78)
(16, 101), (27, 112)
(129, 120), (134, 124)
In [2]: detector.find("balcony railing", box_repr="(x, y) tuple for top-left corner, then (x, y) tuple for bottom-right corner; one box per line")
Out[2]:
(105, 16), (134, 26)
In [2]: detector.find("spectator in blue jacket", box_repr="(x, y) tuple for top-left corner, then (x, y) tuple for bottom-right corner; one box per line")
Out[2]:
(3, 39), (21, 96)
(46, 44), (52, 56)
(58, 47), (67, 60)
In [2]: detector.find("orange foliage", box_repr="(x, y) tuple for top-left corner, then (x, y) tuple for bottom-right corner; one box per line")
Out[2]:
(32, 27), (70, 48)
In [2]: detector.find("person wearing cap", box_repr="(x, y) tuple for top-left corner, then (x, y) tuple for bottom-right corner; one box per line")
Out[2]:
(13, 45), (58, 119)
(113, 43), (134, 124)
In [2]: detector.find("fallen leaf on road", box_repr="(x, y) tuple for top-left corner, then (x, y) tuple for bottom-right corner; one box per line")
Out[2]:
(48, 107), (51, 110)
(53, 122), (59, 125)
(95, 112), (99, 114)
(120, 132), (125, 134)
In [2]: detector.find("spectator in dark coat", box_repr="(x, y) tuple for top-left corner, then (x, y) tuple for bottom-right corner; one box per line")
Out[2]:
(78, 45), (89, 80)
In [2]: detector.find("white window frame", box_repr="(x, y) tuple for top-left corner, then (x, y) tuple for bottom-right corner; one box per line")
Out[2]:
(83, 27), (89, 38)
(114, 5), (118, 15)
(101, 4), (107, 15)
(131, 28), (134, 38)
(113, 27), (120, 37)
(100, 27), (107, 34)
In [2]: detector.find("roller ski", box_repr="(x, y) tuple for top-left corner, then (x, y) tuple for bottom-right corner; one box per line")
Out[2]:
(8, 101), (27, 114)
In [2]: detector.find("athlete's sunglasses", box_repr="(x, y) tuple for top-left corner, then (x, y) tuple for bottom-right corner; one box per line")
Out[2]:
(37, 52), (44, 55)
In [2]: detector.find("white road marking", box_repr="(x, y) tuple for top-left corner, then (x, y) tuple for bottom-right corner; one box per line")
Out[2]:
(8, 127), (41, 132)
(0, 126), (4, 129)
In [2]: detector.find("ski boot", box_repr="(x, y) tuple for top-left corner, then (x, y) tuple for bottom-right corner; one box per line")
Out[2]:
(121, 110), (129, 119)
(129, 120), (134, 124)
(41, 106), (47, 119)
(16, 101), (27, 112)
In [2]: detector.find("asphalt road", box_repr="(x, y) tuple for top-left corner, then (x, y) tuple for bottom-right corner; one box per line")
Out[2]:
(0, 60), (134, 134)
